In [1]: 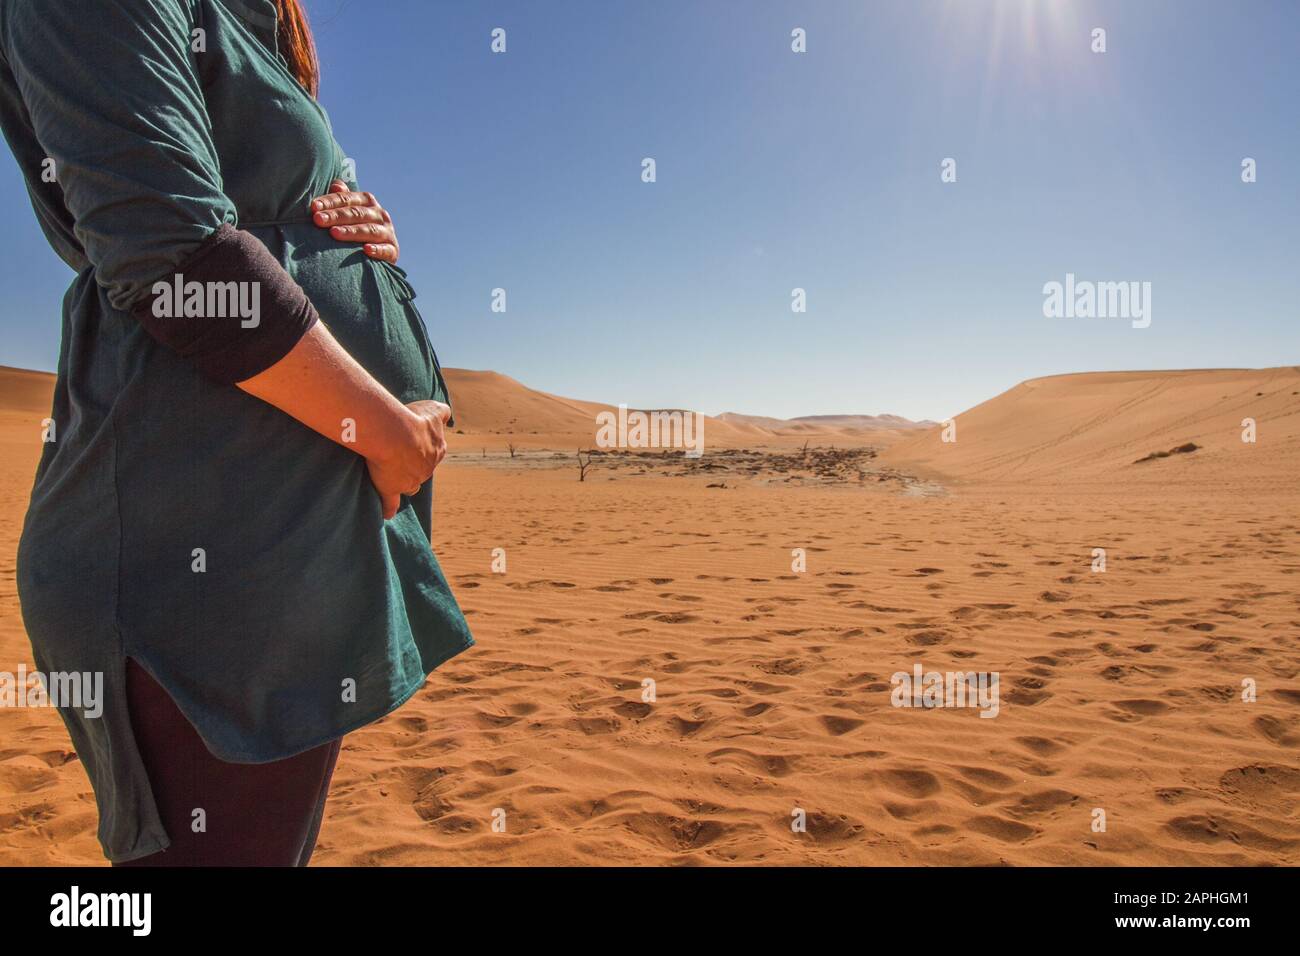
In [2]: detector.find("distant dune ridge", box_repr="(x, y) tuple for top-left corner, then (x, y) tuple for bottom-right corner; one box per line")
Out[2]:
(2, 363), (1298, 866)
(432, 368), (932, 449)
(715, 411), (934, 430)
(437, 368), (771, 448)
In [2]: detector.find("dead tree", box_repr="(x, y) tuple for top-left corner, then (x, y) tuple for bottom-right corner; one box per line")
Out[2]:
(507, 442), (517, 459)
(577, 449), (594, 482)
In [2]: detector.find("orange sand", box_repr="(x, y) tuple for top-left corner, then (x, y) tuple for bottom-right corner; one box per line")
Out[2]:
(1, 365), (1297, 865)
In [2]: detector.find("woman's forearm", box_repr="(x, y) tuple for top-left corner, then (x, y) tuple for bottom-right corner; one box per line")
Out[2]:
(236, 322), (450, 519)
(236, 321), (415, 463)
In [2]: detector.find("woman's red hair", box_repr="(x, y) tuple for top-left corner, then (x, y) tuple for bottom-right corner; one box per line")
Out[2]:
(276, 0), (319, 98)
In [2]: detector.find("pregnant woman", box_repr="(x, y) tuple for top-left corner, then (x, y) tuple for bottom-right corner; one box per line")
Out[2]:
(0, 0), (473, 864)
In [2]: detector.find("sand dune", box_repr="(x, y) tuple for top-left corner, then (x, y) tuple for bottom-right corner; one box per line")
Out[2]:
(0, 365), (56, 413)
(443, 368), (782, 450)
(717, 410), (933, 444)
(441, 368), (614, 445)
(445, 368), (915, 450)
(1, 364), (1297, 866)
(882, 367), (1300, 487)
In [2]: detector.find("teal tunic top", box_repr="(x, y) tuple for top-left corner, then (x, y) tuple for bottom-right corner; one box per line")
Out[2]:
(0, 0), (473, 861)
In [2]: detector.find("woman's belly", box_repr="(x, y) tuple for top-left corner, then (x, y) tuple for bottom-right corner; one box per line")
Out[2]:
(251, 222), (438, 406)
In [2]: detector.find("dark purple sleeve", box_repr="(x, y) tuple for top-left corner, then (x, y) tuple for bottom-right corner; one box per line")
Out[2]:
(129, 223), (320, 385)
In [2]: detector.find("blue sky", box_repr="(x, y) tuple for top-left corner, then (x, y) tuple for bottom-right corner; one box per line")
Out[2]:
(1, 0), (1296, 421)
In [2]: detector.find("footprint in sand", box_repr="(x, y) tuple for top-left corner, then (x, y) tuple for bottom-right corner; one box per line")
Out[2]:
(903, 629), (951, 647)
(668, 715), (708, 736)
(1163, 815), (1296, 851)
(819, 714), (865, 736)
(569, 715), (620, 735)
(1219, 764), (1300, 797)
(1108, 698), (1172, 720)
(884, 800), (939, 820)
(1252, 715), (1300, 747)
(956, 766), (1016, 789)
(877, 768), (942, 798)
(799, 812), (868, 843)
(1003, 677), (1052, 706)
(657, 592), (705, 603)
(1013, 736), (1069, 756)
(963, 815), (1039, 843)
(623, 813), (728, 852)
(706, 747), (797, 777)
(1004, 790), (1080, 819)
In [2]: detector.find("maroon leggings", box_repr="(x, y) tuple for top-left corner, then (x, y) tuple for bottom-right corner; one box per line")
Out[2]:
(114, 658), (342, 867)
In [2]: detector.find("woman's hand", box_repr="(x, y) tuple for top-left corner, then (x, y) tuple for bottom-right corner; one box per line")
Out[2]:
(309, 180), (400, 263)
(365, 400), (452, 519)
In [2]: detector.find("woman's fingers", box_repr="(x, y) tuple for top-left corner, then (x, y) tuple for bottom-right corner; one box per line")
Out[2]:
(327, 217), (388, 236)
(311, 188), (378, 213)
(367, 458), (419, 520)
(364, 398), (453, 519)
(309, 186), (400, 262)
(315, 204), (386, 226)
(402, 400), (450, 472)
(312, 185), (366, 207)
(321, 211), (397, 249)
(310, 189), (382, 227)
(330, 223), (399, 259)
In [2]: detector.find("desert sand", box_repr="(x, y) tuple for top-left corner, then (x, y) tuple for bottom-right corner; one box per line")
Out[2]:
(1, 364), (1298, 865)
